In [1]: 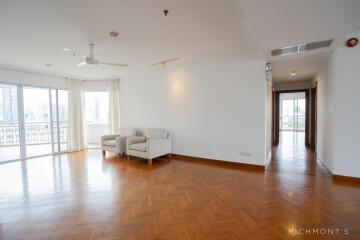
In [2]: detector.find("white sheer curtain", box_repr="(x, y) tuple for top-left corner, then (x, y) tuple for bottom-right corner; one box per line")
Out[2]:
(67, 79), (86, 152)
(108, 79), (121, 134)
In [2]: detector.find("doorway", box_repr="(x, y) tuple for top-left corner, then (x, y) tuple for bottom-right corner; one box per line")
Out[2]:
(279, 92), (306, 145)
(270, 89), (321, 175)
(274, 89), (310, 146)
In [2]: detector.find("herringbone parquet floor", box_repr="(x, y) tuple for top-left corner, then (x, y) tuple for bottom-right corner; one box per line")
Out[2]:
(0, 146), (359, 239)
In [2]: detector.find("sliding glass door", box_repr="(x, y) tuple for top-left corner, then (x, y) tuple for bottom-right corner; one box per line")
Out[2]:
(23, 87), (52, 157)
(51, 89), (68, 153)
(0, 84), (68, 162)
(0, 84), (21, 162)
(280, 98), (305, 132)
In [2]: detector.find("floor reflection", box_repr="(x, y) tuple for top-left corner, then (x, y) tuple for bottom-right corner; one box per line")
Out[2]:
(269, 131), (326, 176)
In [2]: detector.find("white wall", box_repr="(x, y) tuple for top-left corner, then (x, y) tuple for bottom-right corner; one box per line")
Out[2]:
(273, 80), (312, 91)
(280, 92), (305, 100)
(0, 66), (116, 91)
(314, 29), (360, 178)
(0, 67), (67, 89)
(265, 72), (273, 163)
(120, 56), (267, 166)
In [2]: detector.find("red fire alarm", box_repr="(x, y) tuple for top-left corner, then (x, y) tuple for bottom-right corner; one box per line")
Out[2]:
(346, 37), (359, 48)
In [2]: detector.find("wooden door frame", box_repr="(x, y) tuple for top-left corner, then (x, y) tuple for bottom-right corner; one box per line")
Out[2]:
(310, 84), (317, 151)
(274, 89), (310, 147)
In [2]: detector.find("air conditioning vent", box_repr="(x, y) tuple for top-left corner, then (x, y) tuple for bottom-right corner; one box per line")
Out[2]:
(271, 39), (333, 57)
(302, 39), (333, 51)
(271, 45), (299, 57)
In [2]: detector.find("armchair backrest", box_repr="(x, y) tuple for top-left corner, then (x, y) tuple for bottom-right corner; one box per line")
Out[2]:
(145, 128), (168, 139)
(119, 127), (136, 137)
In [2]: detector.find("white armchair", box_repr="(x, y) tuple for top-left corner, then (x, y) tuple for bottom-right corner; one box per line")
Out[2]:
(126, 128), (172, 168)
(101, 127), (136, 156)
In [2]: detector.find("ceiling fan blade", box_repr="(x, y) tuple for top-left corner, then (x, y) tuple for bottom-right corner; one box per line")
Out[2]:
(151, 58), (179, 66)
(101, 62), (128, 67)
(164, 58), (179, 63)
(77, 61), (87, 67)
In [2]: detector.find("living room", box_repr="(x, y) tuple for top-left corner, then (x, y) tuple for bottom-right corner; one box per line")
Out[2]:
(0, 0), (359, 239)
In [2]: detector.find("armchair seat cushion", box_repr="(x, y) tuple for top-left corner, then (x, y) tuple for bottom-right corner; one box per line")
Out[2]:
(130, 143), (146, 152)
(103, 140), (116, 147)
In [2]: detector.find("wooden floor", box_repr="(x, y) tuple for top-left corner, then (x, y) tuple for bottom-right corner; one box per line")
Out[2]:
(0, 139), (359, 239)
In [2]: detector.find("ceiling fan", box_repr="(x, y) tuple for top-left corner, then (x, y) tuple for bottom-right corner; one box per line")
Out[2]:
(77, 43), (128, 67)
(151, 58), (179, 67)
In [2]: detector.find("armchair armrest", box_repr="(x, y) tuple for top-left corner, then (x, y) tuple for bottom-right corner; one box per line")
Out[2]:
(126, 136), (146, 151)
(101, 135), (120, 148)
(147, 138), (171, 158)
(101, 135), (120, 141)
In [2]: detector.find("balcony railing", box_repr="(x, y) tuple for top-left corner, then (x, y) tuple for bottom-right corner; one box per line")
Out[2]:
(0, 122), (67, 147)
(280, 116), (305, 132)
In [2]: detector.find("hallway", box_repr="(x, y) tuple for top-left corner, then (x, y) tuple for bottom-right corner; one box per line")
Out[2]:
(268, 131), (328, 177)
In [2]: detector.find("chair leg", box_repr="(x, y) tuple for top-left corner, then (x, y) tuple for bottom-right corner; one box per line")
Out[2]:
(119, 152), (124, 157)
(127, 155), (130, 163)
(148, 158), (152, 169)
(102, 150), (106, 156)
(168, 153), (172, 159)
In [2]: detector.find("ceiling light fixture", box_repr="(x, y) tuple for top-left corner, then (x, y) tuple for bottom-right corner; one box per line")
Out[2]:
(63, 48), (70, 52)
(290, 71), (296, 76)
(151, 58), (179, 67)
(110, 31), (119, 37)
(265, 63), (272, 72)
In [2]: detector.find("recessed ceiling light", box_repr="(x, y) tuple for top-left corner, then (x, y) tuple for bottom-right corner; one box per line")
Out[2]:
(290, 71), (296, 76)
(45, 63), (52, 67)
(63, 48), (70, 52)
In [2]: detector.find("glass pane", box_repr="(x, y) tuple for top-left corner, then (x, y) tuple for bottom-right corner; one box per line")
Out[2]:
(297, 117), (305, 131)
(280, 116), (294, 131)
(296, 99), (306, 117)
(51, 90), (58, 152)
(281, 99), (294, 117)
(85, 92), (109, 123)
(0, 84), (20, 162)
(23, 87), (52, 157)
(85, 92), (109, 148)
(58, 90), (68, 152)
(280, 96), (306, 132)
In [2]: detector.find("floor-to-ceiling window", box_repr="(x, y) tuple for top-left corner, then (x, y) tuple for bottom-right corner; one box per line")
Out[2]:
(0, 84), (20, 162)
(51, 89), (68, 153)
(23, 87), (52, 158)
(0, 84), (68, 163)
(279, 92), (306, 145)
(85, 91), (109, 148)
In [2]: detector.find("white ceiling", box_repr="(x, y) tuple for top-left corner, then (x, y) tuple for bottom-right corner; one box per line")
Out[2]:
(1, 0), (359, 81)
(270, 48), (332, 82)
(0, 0), (256, 80)
(239, 0), (360, 82)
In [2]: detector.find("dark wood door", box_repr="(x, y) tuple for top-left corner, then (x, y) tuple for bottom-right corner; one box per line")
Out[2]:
(310, 85), (317, 150)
